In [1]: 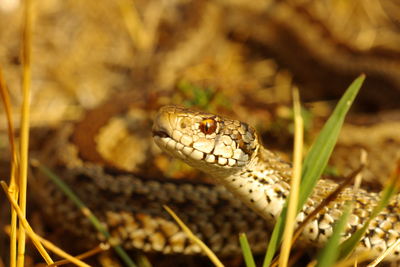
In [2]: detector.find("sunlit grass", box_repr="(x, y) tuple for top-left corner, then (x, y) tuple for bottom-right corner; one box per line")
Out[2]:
(17, 0), (34, 265)
(278, 87), (303, 267)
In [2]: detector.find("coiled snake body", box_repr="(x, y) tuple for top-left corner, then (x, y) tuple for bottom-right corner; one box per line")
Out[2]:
(153, 105), (400, 261)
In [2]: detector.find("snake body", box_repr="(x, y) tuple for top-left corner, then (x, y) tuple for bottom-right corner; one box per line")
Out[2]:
(153, 105), (400, 261)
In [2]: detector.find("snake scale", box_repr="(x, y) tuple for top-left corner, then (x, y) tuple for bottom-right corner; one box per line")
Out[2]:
(153, 105), (400, 261)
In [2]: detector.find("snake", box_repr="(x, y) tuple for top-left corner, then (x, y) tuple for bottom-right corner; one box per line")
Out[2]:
(152, 105), (400, 261)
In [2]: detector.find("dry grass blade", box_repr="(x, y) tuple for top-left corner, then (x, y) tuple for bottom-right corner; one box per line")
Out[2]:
(163, 205), (224, 267)
(34, 236), (94, 267)
(367, 238), (400, 267)
(1, 181), (54, 265)
(2, 181), (97, 266)
(47, 244), (109, 267)
(0, 67), (19, 267)
(279, 87), (303, 267)
(0, 68), (18, 171)
(17, 0), (34, 265)
(333, 251), (372, 267)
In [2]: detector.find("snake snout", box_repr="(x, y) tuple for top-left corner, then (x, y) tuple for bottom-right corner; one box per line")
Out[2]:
(152, 109), (173, 138)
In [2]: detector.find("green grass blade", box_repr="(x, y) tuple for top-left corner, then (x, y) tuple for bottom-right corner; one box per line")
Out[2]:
(299, 74), (365, 206)
(316, 202), (352, 267)
(262, 75), (365, 267)
(32, 160), (138, 267)
(239, 233), (256, 267)
(135, 254), (153, 267)
(262, 205), (286, 267)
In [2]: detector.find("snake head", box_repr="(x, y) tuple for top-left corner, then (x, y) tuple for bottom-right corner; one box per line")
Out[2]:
(153, 105), (259, 177)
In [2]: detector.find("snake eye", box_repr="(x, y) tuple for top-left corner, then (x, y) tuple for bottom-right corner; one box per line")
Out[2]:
(200, 118), (217, 135)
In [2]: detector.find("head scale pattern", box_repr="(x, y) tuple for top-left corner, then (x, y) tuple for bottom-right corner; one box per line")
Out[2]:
(153, 105), (259, 177)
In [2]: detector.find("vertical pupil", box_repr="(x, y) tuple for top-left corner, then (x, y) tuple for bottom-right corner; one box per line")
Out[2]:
(205, 122), (210, 131)
(200, 119), (216, 134)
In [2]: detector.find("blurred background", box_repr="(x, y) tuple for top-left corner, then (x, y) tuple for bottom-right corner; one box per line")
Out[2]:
(1, 0), (400, 266)
(0, 0), (399, 125)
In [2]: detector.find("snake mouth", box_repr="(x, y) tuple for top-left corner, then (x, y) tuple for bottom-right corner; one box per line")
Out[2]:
(152, 130), (170, 139)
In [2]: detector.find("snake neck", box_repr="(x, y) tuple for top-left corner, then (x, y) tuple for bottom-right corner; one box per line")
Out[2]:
(216, 147), (293, 224)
